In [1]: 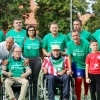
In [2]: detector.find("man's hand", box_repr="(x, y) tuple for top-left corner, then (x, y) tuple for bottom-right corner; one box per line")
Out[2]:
(7, 72), (12, 77)
(23, 58), (29, 66)
(21, 73), (27, 78)
(67, 70), (73, 75)
(61, 52), (66, 56)
(86, 78), (91, 83)
(1, 60), (8, 66)
(47, 52), (51, 57)
(43, 68), (48, 74)
(2, 65), (7, 71)
(57, 70), (66, 76)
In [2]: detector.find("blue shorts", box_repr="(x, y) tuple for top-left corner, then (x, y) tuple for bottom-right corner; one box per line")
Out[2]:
(72, 62), (85, 77)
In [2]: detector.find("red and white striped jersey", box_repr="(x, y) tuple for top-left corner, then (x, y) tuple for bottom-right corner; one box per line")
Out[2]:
(42, 56), (68, 76)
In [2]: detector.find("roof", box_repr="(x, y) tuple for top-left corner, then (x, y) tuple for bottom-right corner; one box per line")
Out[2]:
(25, 0), (38, 25)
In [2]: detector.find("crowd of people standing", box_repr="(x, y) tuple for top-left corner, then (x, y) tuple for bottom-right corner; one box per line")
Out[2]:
(0, 18), (100, 100)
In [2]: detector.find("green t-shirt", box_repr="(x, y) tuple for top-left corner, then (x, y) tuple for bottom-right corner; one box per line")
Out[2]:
(93, 29), (100, 50)
(66, 29), (94, 42)
(6, 29), (26, 47)
(7, 57), (29, 77)
(22, 37), (41, 57)
(0, 30), (5, 42)
(42, 33), (68, 52)
(66, 39), (90, 69)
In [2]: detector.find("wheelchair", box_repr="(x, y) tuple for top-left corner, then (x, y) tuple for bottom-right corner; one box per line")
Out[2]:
(0, 74), (32, 100)
(37, 70), (76, 100)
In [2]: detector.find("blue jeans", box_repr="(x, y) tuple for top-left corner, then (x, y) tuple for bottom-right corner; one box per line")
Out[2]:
(44, 74), (70, 100)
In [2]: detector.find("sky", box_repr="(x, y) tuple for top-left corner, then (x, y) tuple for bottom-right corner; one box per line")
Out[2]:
(86, 0), (96, 13)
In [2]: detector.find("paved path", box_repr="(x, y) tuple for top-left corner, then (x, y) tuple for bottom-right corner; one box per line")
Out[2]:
(55, 96), (91, 100)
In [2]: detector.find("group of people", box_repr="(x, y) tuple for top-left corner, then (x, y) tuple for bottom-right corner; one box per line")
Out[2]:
(0, 18), (42, 100)
(0, 18), (99, 100)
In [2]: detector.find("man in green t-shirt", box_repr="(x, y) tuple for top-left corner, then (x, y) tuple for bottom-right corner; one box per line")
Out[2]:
(66, 19), (94, 42)
(6, 18), (26, 47)
(92, 29), (100, 50)
(2, 47), (31, 100)
(42, 22), (68, 56)
(66, 29), (90, 100)
(0, 30), (5, 42)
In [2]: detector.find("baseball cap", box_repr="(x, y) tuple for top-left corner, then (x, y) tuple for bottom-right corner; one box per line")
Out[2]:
(52, 44), (60, 50)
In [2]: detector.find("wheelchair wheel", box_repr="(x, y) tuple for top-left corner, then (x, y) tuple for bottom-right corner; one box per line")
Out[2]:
(38, 70), (45, 100)
(38, 85), (44, 100)
(72, 95), (77, 100)
(38, 69), (48, 100)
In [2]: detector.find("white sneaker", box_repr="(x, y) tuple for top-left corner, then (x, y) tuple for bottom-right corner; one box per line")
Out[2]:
(84, 95), (88, 100)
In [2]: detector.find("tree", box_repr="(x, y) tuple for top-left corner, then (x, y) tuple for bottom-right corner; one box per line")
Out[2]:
(0, 0), (31, 29)
(84, 0), (100, 33)
(35, 0), (88, 38)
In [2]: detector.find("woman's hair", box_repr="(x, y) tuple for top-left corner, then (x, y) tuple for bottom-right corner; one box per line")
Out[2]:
(26, 25), (36, 37)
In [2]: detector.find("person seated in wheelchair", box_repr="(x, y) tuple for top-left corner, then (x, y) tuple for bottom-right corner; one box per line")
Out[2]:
(42, 44), (70, 100)
(2, 47), (31, 100)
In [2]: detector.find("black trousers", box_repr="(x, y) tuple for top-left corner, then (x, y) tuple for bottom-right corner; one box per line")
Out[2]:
(29, 57), (42, 100)
(88, 73), (100, 100)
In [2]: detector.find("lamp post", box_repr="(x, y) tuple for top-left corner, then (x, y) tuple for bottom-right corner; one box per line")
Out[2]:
(70, 0), (72, 31)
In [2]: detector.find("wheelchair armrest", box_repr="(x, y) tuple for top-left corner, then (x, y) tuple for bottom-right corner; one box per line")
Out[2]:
(1, 74), (8, 82)
(69, 75), (75, 89)
(26, 74), (32, 84)
(27, 74), (31, 79)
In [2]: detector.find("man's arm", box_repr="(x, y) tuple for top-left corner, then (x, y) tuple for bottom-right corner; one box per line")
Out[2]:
(42, 68), (48, 74)
(1, 59), (8, 66)
(40, 48), (44, 60)
(2, 65), (7, 75)
(68, 55), (72, 70)
(2, 65), (12, 77)
(42, 35), (51, 57)
(1, 31), (5, 41)
(21, 67), (31, 78)
(61, 52), (66, 56)
(42, 48), (51, 57)
(67, 55), (72, 75)
(42, 58), (48, 74)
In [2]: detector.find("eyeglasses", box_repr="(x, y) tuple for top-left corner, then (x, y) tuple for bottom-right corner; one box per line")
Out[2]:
(13, 51), (21, 53)
(28, 30), (35, 32)
(15, 22), (22, 24)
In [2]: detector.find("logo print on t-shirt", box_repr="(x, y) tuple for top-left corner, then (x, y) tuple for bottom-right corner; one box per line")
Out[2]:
(28, 46), (31, 49)
(58, 68), (60, 71)
(77, 72), (80, 76)
(91, 57), (94, 59)
(73, 53), (76, 56)
(17, 35), (20, 37)
(94, 63), (99, 69)
(97, 56), (100, 59)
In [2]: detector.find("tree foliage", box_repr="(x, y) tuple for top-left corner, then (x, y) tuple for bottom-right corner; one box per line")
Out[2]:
(0, 0), (31, 29)
(84, 0), (100, 33)
(35, 0), (88, 38)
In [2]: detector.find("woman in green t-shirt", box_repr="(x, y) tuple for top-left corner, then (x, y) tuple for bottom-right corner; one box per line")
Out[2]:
(22, 25), (43, 100)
